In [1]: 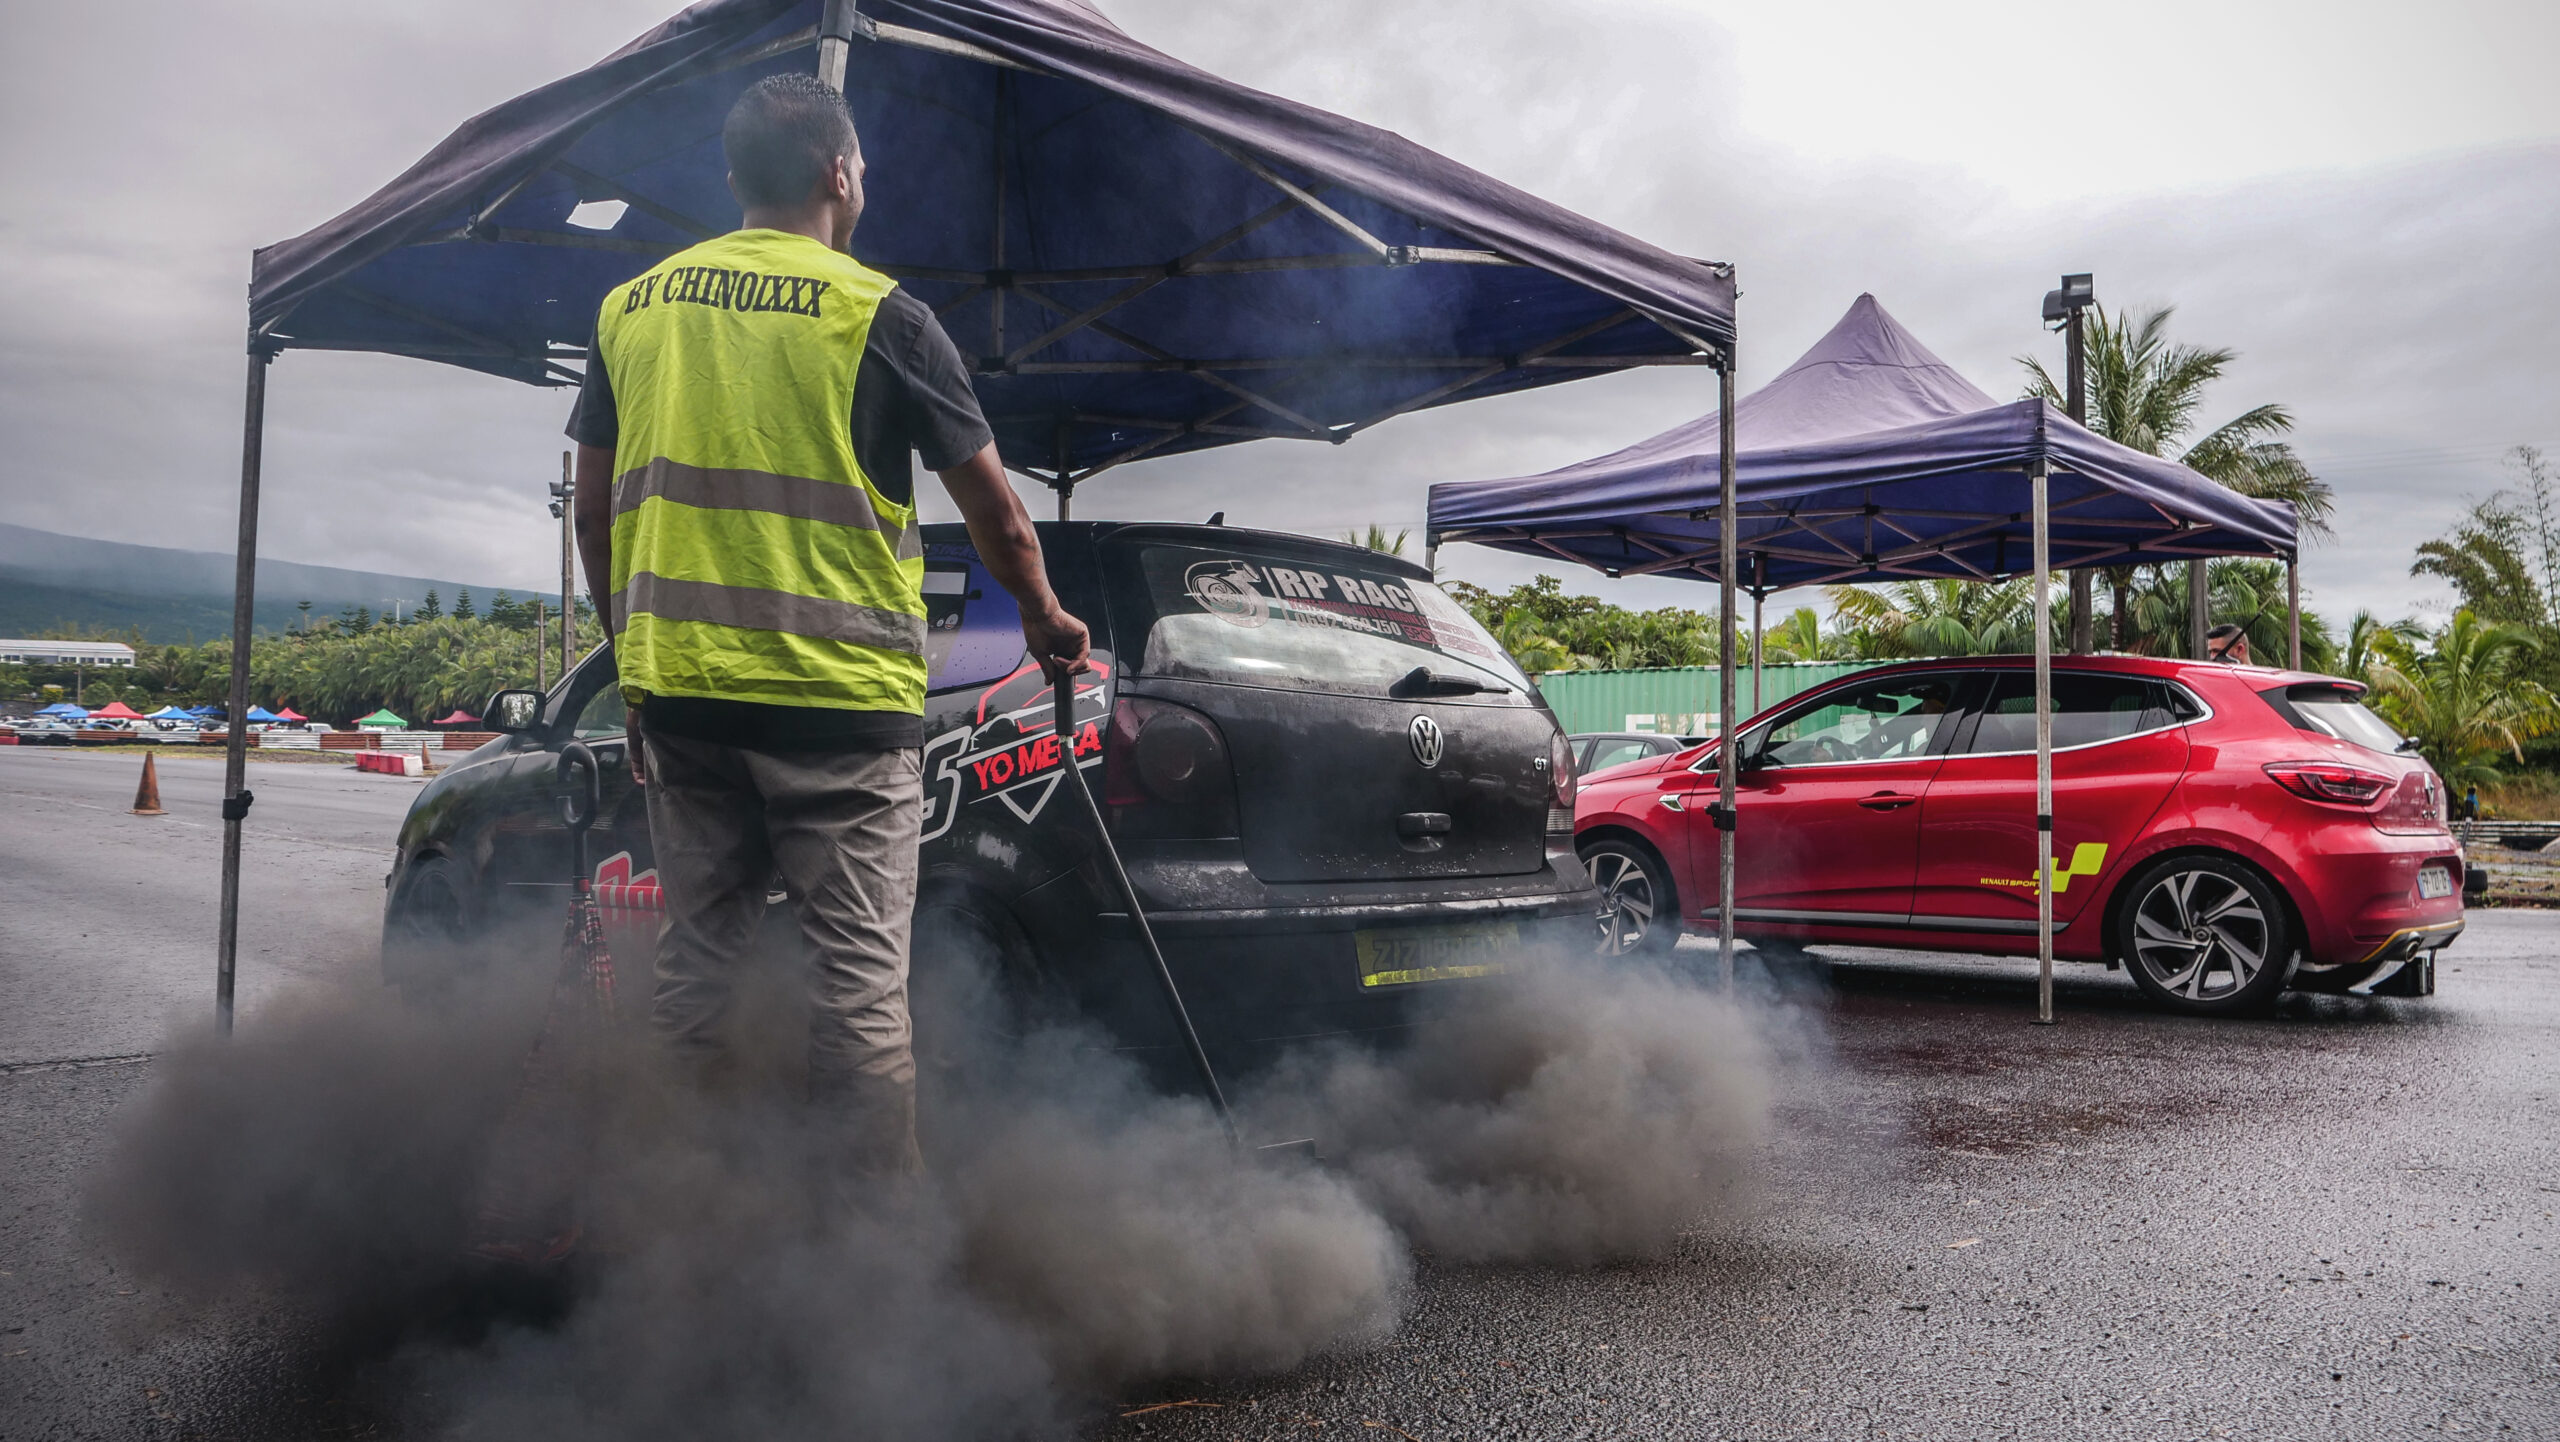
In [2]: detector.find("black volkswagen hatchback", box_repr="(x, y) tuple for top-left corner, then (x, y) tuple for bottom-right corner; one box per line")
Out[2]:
(382, 522), (1594, 1077)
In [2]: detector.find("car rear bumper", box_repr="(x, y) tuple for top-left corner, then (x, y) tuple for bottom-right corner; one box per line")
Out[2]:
(2278, 829), (2467, 968)
(2353, 917), (2465, 966)
(1034, 878), (1598, 1084)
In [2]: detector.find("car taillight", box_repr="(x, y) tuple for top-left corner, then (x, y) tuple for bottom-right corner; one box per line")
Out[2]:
(1547, 730), (1576, 831)
(2263, 760), (2392, 808)
(2375, 771), (2452, 835)
(1104, 696), (1239, 838)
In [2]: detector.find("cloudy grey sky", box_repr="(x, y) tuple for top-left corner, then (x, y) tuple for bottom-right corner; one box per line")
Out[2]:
(1, 0), (2553, 629)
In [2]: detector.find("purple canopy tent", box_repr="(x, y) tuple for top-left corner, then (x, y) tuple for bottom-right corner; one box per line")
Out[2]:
(212, 0), (1743, 1028)
(1429, 295), (2299, 1014)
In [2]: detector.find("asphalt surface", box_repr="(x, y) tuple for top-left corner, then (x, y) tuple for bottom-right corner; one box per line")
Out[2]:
(0, 747), (418, 1063)
(3, 752), (2553, 1439)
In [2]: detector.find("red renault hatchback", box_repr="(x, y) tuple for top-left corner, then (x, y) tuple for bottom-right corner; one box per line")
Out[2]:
(1573, 655), (2469, 1015)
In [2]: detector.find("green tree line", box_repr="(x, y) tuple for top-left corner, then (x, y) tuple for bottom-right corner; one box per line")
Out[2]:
(3, 603), (585, 724)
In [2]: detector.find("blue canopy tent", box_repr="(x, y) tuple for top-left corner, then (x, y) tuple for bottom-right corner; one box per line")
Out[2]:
(211, 0), (1743, 1027)
(187, 705), (225, 719)
(39, 703), (87, 718)
(148, 706), (194, 720)
(243, 706), (283, 724)
(1429, 295), (2300, 1011)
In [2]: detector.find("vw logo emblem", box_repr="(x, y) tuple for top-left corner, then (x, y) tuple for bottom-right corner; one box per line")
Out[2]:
(1408, 715), (1444, 768)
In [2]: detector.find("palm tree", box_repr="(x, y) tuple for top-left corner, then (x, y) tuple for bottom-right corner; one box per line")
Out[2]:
(1759, 606), (1854, 662)
(2340, 609), (2424, 687)
(1826, 577), (2044, 657)
(2367, 610), (2560, 788)
(1494, 608), (1576, 675)
(2021, 305), (2335, 652)
(1343, 524), (1409, 557)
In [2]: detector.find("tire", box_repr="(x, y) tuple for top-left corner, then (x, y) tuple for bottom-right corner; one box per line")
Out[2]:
(2113, 854), (2294, 1016)
(383, 853), (483, 1001)
(908, 886), (1055, 1071)
(1580, 836), (1679, 958)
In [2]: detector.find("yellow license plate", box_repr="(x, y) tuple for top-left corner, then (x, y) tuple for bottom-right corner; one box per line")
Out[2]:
(1354, 920), (1519, 988)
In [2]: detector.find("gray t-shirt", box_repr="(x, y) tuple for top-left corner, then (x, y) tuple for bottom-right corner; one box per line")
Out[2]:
(566, 283), (994, 751)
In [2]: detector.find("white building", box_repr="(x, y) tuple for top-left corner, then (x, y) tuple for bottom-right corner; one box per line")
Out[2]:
(0, 639), (137, 667)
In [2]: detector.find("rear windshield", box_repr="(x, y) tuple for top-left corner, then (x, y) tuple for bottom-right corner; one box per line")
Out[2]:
(2266, 683), (2406, 754)
(1118, 542), (1529, 696)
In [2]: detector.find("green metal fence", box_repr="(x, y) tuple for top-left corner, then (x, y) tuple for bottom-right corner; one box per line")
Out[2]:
(1533, 661), (1890, 737)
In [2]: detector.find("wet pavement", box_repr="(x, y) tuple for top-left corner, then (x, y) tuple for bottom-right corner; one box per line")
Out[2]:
(2, 750), (2553, 1439)
(1090, 932), (2559, 1441)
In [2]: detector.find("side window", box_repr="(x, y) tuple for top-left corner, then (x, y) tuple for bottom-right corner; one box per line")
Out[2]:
(572, 676), (627, 739)
(923, 550), (1026, 693)
(1754, 674), (1962, 768)
(1965, 672), (2168, 754)
(1586, 738), (1660, 774)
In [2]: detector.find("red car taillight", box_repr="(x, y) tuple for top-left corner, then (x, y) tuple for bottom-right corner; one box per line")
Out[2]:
(1103, 696), (1239, 838)
(2263, 760), (2392, 809)
(2375, 771), (2452, 835)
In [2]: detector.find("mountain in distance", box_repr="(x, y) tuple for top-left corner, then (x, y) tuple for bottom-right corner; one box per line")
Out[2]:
(0, 522), (554, 645)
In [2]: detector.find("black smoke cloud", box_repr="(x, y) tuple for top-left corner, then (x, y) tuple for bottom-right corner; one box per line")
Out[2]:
(87, 950), (1771, 1438)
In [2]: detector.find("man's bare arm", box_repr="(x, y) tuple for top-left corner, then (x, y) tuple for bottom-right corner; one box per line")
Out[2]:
(573, 444), (617, 636)
(573, 444), (646, 780)
(936, 442), (1090, 675)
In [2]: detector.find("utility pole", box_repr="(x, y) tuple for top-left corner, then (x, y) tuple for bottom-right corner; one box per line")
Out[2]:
(550, 451), (575, 677)
(534, 600), (547, 692)
(2041, 274), (2097, 653)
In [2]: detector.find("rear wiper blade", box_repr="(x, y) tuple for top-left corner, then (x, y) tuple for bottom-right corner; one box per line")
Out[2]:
(1391, 666), (1512, 698)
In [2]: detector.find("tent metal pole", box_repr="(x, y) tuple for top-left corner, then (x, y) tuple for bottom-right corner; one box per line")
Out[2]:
(816, 0), (856, 89)
(2287, 556), (2301, 669)
(2188, 556), (2209, 659)
(217, 345), (272, 1036)
(558, 449), (575, 677)
(1751, 551), (1767, 716)
(2032, 456), (2055, 1026)
(1750, 584), (1764, 717)
(1715, 354), (1738, 991)
(2065, 304), (2092, 654)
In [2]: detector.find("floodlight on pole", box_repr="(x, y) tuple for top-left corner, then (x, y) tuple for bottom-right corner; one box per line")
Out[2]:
(2043, 273), (2098, 653)
(551, 455), (576, 678)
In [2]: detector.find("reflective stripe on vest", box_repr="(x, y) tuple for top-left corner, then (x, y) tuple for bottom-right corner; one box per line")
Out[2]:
(594, 229), (926, 715)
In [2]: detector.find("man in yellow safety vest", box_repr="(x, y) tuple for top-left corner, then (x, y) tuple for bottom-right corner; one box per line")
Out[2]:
(569, 74), (1089, 1176)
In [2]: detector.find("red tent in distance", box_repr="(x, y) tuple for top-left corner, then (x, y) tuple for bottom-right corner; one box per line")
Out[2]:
(273, 708), (308, 723)
(89, 701), (145, 720)
(431, 710), (481, 726)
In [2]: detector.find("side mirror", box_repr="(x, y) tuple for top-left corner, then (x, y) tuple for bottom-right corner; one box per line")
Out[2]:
(486, 688), (545, 735)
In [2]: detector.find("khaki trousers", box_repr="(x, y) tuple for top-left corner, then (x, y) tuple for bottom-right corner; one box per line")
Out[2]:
(641, 731), (924, 1177)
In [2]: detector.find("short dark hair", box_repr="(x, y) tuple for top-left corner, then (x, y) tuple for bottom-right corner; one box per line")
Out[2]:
(723, 74), (859, 209)
(2205, 623), (2245, 641)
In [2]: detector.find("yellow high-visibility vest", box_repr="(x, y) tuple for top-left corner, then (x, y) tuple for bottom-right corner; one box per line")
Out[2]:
(594, 229), (926, 715)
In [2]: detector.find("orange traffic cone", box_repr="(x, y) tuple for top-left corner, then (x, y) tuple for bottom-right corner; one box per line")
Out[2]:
(131, 753), (166, 816)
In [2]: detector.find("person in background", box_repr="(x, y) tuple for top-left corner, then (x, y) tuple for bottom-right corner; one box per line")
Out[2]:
(2205, 623), (2252, 665)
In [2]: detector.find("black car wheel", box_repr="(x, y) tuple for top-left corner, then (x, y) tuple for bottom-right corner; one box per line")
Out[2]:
(2115, 854), (2293, 1016)
(1580, 837), (1677, 958)
(384, 853), (483, 999)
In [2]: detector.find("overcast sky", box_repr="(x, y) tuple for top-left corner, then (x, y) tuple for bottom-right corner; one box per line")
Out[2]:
(1, 0), (2553, 630)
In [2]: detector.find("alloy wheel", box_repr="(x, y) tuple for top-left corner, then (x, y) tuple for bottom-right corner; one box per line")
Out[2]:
(2128, 867), (2272, 1002)
(1589, 849), (1658, 956)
